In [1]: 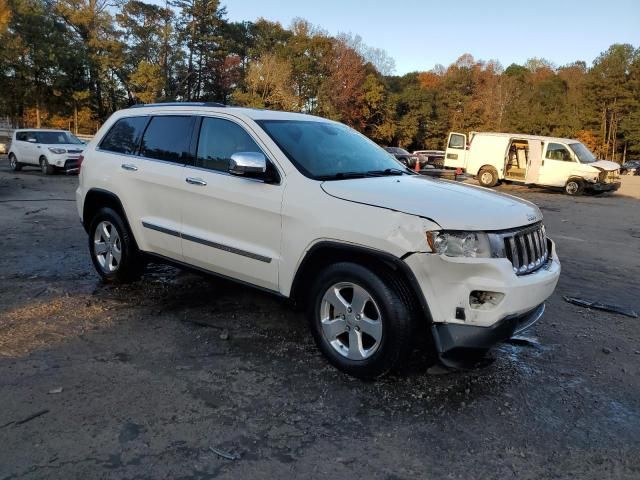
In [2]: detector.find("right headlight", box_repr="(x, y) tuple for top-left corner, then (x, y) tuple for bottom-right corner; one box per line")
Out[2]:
(426, 231), (492, 258)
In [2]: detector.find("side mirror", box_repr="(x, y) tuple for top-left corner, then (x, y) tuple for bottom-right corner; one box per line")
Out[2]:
(27, 138), (37, 143)
(229, 152), (267, 176)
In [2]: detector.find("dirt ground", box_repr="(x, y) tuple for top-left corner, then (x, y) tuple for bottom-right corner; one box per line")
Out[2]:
(1, 160), (639, 479)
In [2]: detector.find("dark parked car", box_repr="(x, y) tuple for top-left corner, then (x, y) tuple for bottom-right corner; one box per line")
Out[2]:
(384, 147), (419, 168)
(621, 160), (640, 175)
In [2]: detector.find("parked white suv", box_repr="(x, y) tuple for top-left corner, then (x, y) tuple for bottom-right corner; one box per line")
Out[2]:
(76, 103), (561, 378)
(8, 129), (85, 174)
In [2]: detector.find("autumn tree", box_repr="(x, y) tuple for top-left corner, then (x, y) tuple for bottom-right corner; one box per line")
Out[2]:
(233, 53), (299, 110)
(317, 40), (367, 127)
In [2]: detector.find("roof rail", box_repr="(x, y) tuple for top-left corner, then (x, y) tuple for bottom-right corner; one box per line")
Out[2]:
(129, 102), (227, 109)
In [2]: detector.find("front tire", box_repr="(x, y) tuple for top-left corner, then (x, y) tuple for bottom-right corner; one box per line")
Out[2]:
(565, 179), (584, 196)
(40, 156), (54, 175)
(478, 166), (499, 187)
(9, 153), (22, 171)
(307, 262), (415, 379)
(88, 207), (143, 283)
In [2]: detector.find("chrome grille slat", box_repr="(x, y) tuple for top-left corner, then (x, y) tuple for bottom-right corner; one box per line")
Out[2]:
(500, 223), (549, 275)
(531, 231), (540, 264)
(508, 237), (519, 270)
(518, 235), (528, 271)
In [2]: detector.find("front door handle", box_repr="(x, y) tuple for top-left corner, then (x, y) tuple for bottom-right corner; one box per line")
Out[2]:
(121, 163), (138, 171)
(186, 177), (207, 186)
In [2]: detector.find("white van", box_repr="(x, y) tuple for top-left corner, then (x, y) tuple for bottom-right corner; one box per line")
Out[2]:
(444, 132), (621, 195)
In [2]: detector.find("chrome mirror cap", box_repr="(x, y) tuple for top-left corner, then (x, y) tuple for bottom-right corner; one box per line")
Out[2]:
(229, 152), (267, 176)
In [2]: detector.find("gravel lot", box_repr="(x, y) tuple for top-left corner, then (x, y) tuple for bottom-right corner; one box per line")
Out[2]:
(1, 160), (639, 479)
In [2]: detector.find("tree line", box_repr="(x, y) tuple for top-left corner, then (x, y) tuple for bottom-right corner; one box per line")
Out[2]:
(1, 0), (639, 160)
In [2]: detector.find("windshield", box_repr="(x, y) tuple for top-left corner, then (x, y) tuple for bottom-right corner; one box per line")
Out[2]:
(35, 131), (83, 145)
(258, 120), (409, 179)
(568, 142), (597, 164)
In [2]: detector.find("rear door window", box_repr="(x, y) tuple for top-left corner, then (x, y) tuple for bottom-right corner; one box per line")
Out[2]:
(100, 116), (149, 155)
(140, 116), (195, 163)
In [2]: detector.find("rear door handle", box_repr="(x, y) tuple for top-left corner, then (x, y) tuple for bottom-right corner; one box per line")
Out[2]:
(121, 163), (138, 171)
(186, 177), (207, 186)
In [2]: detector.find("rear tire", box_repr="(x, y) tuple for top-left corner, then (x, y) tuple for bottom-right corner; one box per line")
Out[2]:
(478, 166), (499, 187)
(40, 156), (54, 175)
(88, 207), (143, 283)
(9, 153), (21, 171)
(565, 179), (584, 196)
(307, 262), (415, 379)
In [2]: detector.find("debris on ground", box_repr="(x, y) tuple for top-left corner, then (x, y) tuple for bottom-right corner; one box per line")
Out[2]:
(209, 446), (240, 460)
(602, 347), (612, 354)
(48, 387), (63, 394)
(563, 296), (638, 318)
(25, 207), (47, 215)
(219, 329), (229, 340)
(1, 409), (50, 429)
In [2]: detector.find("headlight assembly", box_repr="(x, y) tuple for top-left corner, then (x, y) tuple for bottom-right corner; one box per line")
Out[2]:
(426, 231), (492, 258)
(48, 147), (67, 154)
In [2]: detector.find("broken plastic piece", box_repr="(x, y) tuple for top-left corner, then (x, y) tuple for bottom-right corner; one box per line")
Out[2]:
(563, 296), (638, 318)
(209, 446), (240, 460)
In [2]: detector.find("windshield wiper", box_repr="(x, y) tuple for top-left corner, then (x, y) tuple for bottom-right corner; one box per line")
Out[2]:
(316, 172), (368, 180)
(365, 168), (409, 176)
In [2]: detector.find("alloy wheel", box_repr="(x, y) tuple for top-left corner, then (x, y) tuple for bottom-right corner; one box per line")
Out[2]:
(320, 282), (383, 360)
(93, 220), (122, 272)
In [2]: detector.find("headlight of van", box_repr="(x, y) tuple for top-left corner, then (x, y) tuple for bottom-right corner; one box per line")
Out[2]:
(426, 231), (492, 258)
(48, 147), (67, 154)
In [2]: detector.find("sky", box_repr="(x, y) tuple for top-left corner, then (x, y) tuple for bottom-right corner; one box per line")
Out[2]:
(220, 0), (640, 75)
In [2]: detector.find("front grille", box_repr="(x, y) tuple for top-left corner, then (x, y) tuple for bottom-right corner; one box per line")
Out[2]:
(599, 169), (620, 183)
(501, 223), (549, 275)
(67, 149), (83, 154)
(606, 170), (619, 183)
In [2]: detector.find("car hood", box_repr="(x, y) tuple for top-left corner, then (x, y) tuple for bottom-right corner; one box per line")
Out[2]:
(321, 175), (542, 231)
(590, 160), (619, 171)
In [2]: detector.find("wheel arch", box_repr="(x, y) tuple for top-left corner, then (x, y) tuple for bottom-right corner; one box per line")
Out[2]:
(82, 188), (135, 239)
(289, 241), (434, 325)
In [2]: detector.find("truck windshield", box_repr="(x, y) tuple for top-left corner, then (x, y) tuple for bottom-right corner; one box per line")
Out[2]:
(35, 131), (83, 145)
(568, 142), (597, 164)
(258, 120), (409, 180)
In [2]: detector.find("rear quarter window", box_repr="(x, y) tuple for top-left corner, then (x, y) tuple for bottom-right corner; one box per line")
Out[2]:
(99, 116), (149, 155)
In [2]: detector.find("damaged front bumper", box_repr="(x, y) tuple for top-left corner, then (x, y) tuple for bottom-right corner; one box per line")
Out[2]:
(589, 181), (620, 192)
(404, 238), (560, 367)
(431, 303), (544, 366)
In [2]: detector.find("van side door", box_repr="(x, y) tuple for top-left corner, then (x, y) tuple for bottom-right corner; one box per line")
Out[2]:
(444, 132), (467, 170)
(538, 142), (578, 187)
(180, 116), (283, 291)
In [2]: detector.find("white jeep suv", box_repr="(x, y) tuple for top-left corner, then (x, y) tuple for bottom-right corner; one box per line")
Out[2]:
(76, 102), (561, 378)
(8, 129), (85, 174)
